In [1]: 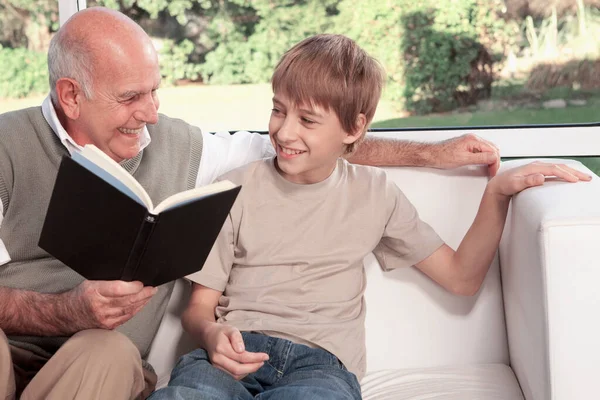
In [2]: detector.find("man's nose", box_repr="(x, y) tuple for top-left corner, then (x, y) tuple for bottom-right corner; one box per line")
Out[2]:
(136, 93), (159, 124)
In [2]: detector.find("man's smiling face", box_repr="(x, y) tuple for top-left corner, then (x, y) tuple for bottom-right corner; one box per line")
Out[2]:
(72, 41), (161, 162)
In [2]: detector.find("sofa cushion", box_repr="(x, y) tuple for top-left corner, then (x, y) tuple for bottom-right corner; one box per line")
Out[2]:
(364, 165), (508, 372)
(361, 364), (523, 400)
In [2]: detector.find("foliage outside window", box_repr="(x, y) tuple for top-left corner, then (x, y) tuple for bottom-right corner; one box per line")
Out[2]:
(0, 0), (598, 132)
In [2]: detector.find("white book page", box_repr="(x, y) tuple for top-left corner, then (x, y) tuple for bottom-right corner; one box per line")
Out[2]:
(74, 145), (153, 209)
(154, 180), (236, 214)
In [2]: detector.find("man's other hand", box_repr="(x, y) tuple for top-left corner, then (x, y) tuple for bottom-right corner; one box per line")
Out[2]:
(433, 134), (500, 176)
(66, 280), (157, 331)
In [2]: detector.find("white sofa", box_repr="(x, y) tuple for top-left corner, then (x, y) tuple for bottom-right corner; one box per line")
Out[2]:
(147, 159), (600, 399)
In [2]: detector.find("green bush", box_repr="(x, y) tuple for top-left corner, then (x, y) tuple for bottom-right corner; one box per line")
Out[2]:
(151, 0), (511, 114)
(176, 0), (513, 114)
(0, 46), (49, 98)
(158, 39), (203, 85)
(199, 0), (337, 84)
(400, 4), (483, 114)
(330, 1), (407, 107)
(333, 0), (506, 114)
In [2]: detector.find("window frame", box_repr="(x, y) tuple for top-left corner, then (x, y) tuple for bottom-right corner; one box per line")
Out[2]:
(59, 0), (86, 27)
(57, 0), (600, 159)
(368, 124), (600, 158)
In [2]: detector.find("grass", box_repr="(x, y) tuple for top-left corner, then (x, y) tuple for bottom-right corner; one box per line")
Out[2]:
(0, 83), (401, 133)
(3, 83), (598, 131)
(574, 157), (600, 175)
(371, 96), (600, 129)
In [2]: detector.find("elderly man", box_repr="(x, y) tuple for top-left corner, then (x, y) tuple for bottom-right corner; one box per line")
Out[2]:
(0, 7), (500, 400)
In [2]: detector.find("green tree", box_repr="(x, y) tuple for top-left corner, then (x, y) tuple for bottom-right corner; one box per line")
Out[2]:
(0, 0), (58, 51)
(0, 45), (49, 98)
(200, 0), (338, 84)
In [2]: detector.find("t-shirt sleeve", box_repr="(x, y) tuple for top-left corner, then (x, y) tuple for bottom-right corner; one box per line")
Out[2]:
(373, 181), (444, 271)
(185, 211), (235, 291)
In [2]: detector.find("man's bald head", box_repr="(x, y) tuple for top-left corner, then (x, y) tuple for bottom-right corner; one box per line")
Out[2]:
(47, 7), (162, 162)
(48, 7), (157, 105)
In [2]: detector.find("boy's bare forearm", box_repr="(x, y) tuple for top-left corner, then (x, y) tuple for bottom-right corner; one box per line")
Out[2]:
(0, 286), (79, 336)
(182, 287), (220, 346)
(347, 136), (433, 167)
(452, 191), (511, 294)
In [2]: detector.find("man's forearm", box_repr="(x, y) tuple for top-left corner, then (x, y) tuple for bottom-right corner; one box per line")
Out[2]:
(0, 286), (78, 336)
(348, 133), (500, 175)
(348, 136), (435, 167)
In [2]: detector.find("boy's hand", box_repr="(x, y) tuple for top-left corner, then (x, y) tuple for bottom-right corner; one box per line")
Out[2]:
(202, 322), (269, 380)
(487, 161), (592, 198)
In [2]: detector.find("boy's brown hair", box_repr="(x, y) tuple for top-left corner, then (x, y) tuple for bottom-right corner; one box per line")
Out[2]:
(271, 34), (385, 154)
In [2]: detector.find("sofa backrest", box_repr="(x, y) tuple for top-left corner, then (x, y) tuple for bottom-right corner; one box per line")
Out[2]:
(363, 165), (509, 373)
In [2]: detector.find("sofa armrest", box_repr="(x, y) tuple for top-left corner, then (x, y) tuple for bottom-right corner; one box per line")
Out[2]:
(499, 159), (600, 400)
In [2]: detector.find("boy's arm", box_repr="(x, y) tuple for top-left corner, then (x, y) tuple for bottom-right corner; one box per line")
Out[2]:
(181, 283), (221, 338)
(414, 192), (511, 296)
(415, 161), (591, 296)
(182, 283), (268, 380)
(348, 134), (501, 176)
(183, 199), (268, 379)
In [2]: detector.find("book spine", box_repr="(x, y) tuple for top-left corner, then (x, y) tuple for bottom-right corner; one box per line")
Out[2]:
(122, 213), (158, 281)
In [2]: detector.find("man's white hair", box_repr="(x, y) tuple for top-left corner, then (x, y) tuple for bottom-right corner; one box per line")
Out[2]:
(48, 28), (94, 105)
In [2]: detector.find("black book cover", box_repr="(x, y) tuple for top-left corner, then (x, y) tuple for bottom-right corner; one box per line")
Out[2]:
(39, 156), (240, 287)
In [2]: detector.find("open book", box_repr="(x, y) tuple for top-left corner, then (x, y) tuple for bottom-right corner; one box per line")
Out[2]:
(39, 145), (241, 286)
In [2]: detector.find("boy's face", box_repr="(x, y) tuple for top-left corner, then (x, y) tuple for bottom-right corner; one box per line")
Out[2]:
(269, 93), (359, 184)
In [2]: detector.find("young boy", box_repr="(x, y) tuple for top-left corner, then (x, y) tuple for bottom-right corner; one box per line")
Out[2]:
(149, 34), (588, 400)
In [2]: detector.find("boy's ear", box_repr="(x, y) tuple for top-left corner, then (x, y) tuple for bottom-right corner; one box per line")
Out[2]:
(342, 113), (367, 145)
(55, 78), (83, 120)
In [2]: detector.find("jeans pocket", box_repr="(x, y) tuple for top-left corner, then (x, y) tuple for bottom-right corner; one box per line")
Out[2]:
(335, 356), (348, 371)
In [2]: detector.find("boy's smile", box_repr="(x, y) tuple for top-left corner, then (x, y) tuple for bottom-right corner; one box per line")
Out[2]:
(277, 144), (306, 159)
(269, 93), (359, 185)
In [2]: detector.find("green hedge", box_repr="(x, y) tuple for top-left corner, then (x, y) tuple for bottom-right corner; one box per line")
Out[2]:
(0, 39), (203, 97)
(0, 46), (48, 98)
(0, 0), (514, 108)
(336, 0), (505, 114)
(158, 39), (203, 86)
(400, 4), (483, 114)
(199, 0), (512, 114)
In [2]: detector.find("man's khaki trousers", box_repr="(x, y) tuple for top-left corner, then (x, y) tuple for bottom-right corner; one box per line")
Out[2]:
(0, 328), (155, 400)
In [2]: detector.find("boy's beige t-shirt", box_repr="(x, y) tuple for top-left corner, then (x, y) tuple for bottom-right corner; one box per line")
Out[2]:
(187, 157), (444, 380)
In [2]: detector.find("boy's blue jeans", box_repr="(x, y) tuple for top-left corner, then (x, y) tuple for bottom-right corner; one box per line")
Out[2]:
(149, 332), (362, 400)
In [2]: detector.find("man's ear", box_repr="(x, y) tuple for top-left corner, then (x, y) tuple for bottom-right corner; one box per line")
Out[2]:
(55, 78), (83, 120)
(342, 113), (367, 145)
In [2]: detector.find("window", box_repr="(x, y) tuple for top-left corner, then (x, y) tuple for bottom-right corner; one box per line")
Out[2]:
(1, 0), (598, 173)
